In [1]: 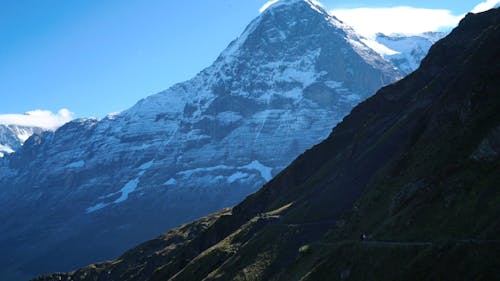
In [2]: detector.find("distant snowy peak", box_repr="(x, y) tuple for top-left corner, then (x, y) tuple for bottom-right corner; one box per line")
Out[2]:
(0, 125), (43, 157)
(260, 0), (324, 13)
(125, 0), (399, 119)
(374, 31), (448, 74)
(255, 0), (387, 68)
(223, 0), (384, 62)
(377, 31), (445, 47)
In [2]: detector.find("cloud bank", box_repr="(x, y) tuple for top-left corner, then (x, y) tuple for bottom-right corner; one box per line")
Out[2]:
(0, 109), (74, 131)
(471, 0), (500, 13)
(330, 7), (461, 37)
(329, 0), (499, 37)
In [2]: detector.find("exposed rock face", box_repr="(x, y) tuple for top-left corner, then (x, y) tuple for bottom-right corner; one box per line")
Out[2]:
(0, 1), (401, 279)
(34, 8), (500, 281)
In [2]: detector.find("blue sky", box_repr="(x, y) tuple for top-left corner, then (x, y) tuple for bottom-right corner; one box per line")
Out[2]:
(0, 0), (497, 125)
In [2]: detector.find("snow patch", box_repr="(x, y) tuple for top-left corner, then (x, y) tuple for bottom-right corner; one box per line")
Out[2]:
(15, 128), (35, 143)
(280, 67), (319, 86)
(0, 144), (14, 157)
(165, 178), (177, 185)
(264, 49), (324, 88)
(374, 32), (446, 74)
(86, 178), (139, 213)
(114, 179), (139, 204)
(86, 202), (110, 213)
(360, 38), (399, 56)
(243, 160), (273, 181)
(176, 160), (273, 182)
(227, 172), (249, 183)
(106, 112), (121, 120)
(66, 160), (85, 168)
(139, 160), (154, 170)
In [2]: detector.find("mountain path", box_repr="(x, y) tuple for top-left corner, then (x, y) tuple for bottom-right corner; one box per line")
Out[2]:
(258, 215), (500, 247)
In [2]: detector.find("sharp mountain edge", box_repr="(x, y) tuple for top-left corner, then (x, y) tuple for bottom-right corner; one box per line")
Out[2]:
(35, 7), (500, 281)
(0, 0), (407, 279)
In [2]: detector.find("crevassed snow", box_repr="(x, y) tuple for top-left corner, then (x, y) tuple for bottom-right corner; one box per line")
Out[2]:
(227, 172), (249, 183)
(65, 160), (85, 168)
(243, 160), (273, 181)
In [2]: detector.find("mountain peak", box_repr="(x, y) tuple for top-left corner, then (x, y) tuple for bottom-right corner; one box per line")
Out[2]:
(259, 0), (325, 14)
(210, 0), (398, 89)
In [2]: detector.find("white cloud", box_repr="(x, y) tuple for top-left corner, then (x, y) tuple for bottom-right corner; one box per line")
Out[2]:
(0, 109), (74, 131)
(330, 7), (462, 37)
(471, 0), (500, 13)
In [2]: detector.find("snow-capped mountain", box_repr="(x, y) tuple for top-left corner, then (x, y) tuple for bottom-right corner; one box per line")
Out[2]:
(0, 0), (402, 279)
(0, 125), (43, 157)
(374, 32), (447, 74)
